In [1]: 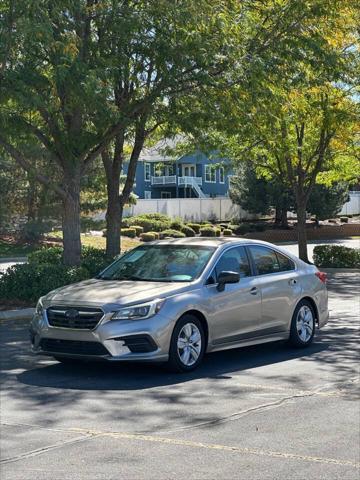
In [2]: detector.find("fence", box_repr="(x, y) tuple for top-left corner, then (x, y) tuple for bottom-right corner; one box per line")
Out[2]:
(123, 197), (255, 222)
(339, 191), (360, 216)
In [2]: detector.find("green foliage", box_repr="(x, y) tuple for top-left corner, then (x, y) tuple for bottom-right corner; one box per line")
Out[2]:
(80, 217), (106, 233)
(170, 218), (184, 231)
(160, 229), (186, 238)
(19, 220), (53, 243)
(199, 226), (216, 237)
(132, 225), (144, 236)
(123, 213), (172, 232)
(147, 231), (160, 239)
(313, 245), (360, 268)
(121, 228), (137, 238)
(186, 223), (201, 234)
(214, 227), (221, 237)
(233, 224), (251, 235)
(140, 233), (156, 242)
(0, 245), (113, 303)
(340, 216), (349, 223)
(180, 225), (196, 237)
(307, 183), (350, 221)
(223, 229), (233, 236)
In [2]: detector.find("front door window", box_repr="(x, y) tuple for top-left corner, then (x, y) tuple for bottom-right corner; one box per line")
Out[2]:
(183, 165), (196, 177)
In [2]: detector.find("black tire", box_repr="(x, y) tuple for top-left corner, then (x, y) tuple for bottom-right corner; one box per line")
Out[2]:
(167, 315), (206, 373)
(289, 299), (316, 348)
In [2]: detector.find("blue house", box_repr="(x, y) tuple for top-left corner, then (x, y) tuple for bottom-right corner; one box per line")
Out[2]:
(131, 140), (232, 199)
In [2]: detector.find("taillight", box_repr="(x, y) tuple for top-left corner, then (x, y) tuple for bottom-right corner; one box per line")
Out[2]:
(315, 271), (327, 284)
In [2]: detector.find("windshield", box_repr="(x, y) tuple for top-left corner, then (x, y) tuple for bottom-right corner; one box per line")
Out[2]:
(98, 244), (215, 282)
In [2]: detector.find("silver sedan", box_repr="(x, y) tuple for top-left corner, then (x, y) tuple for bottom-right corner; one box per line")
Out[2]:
(30, 238), (329, 372)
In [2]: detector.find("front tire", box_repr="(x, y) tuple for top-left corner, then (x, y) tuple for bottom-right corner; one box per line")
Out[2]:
(289, 300), (316, 348)
(167, 315), (206, 372)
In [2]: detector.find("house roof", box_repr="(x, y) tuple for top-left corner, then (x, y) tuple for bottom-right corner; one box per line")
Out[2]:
(139, 136), (183, 163)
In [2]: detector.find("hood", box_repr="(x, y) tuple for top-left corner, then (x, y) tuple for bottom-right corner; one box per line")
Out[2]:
(44, 278), (191, 307)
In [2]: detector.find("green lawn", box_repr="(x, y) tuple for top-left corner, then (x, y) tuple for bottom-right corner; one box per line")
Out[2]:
(0, 234), (140, 258)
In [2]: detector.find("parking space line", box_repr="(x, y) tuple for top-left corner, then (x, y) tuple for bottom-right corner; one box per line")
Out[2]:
(2, 422), (359, 469)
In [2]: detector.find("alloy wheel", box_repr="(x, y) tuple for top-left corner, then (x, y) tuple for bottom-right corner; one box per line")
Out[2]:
(177, 322), (202, 367)
(296, 305), (314, 343)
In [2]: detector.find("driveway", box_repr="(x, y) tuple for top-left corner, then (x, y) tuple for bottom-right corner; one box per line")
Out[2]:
(1, 272), (359, 480)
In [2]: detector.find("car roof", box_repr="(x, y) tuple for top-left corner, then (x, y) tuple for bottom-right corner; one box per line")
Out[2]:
(147, 237), (305, 266)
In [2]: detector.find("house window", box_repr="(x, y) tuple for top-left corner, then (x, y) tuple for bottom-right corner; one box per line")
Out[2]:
(144, 163), (151, 182)
(205, 165), (216, 183)
(144, 191), (151, 199)
(219, 167), (225, 183)
(161, 192), (171, 199)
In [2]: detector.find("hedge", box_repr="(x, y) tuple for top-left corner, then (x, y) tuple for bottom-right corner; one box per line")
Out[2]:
(123, 213), (172, 232)
(186, 223), (201, 234)
(132, 225), (144, 236)
(313, 245), (360, 268)
(140, 232), (157, 242)
(0, 246), (113, 303)
(160, 229), (186, 238)
(180, 225), (196, 237)
(120, 227), (136, 238)
(200, 226), (216, 237)
(223, 229), (232, 236)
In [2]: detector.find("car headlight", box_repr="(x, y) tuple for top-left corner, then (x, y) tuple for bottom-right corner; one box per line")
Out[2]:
(35, 297), (44, 316)
(112, 299), (165, 321)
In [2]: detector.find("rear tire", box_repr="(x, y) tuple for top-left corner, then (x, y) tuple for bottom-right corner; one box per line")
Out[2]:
(167, 315), (206, 373)
(289, 299), (316, 348)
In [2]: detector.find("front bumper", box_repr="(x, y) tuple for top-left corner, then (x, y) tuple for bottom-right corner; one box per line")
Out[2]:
(30, 308), (173, 362)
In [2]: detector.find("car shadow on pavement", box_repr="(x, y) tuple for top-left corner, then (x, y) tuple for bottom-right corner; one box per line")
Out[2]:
(16, 340), (330, 392)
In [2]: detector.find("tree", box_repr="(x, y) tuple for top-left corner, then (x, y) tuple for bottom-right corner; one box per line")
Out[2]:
(180, 1), (359, 262)
(229, 163), (295, 228)
(307, 183), (350, 224)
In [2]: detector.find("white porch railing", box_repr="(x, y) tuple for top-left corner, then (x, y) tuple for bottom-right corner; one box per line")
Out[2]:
(178, 176), (203, 186)
(151, 175), (177, 185)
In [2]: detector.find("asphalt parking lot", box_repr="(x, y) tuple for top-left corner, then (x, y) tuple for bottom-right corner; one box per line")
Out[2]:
(1, 272), (359, 480)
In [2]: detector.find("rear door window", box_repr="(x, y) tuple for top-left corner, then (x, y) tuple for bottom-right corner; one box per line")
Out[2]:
(276, 251), (295, 271)
(248, 246), (280, 275)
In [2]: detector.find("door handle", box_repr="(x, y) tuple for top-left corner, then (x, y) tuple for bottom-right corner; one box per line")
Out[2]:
(250, 287), (258, 295)
(289, 279), (297, 286)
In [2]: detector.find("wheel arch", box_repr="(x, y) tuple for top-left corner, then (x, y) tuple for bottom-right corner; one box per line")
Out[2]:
(296, 296), (319, 325)
(178, 309), (209, 347)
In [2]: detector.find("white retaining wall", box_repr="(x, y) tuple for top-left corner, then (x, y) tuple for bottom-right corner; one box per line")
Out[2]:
(339, 191), (360, 216)
(123, 197), (255, 222)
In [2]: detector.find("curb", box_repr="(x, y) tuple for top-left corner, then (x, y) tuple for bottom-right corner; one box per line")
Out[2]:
(321, 268), (360, 273)
(0, 308), (35, 321)
(0, 257), (27, 263)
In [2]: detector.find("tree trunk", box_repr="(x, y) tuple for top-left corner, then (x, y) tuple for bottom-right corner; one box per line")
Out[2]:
(280, 207), (288, 228)
(274, 206), (281, 226)
(296, 202), (309, 263)
(105, 177), (122, 257)
(62, 176), (81, 266)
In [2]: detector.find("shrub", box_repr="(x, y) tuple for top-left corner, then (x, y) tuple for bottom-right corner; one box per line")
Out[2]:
(160, 229), (186, 238)
(181, 225), (196, 237)
(170, 218), (184, 231)
(186, 223), (201, 234)
(339, 216), (349, 223)
(214, 227), (221, 237)
(140, 232), (156, 242)
(227, 224), (239, 233)
(28, 246), (63, 265)
(223, 229), (232, 236)
(219, 223), (229, 231)
(249, 223), (267, 232)
(313, 245), (360, 268)
(147, 231), (160, 239)
(233, 224), (251, 235)
(80, 217), (106, 233)
(19, 220), (52, 243)
(200, 226), (216, 237)
(123, 213), (172, 232)
(121, 228), (136, 238)
(132, 225), (144, 236)
(0, 246), (113, 303)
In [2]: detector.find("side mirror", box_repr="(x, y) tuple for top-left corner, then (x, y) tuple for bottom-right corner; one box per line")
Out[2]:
(217, 270), (240, 292)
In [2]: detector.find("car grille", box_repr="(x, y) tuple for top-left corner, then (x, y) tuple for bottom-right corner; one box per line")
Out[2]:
(40, 338), (109, 356)
(46, 306), (103, 330)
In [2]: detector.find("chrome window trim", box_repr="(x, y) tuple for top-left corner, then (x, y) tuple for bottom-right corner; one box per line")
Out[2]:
(247, 244), (297, 277)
